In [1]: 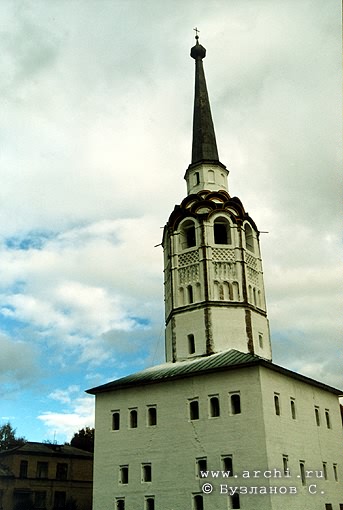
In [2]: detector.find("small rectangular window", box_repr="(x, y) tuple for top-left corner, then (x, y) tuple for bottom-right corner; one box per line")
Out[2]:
(196, 458), (207, 478)
(189, 399), (199, 420)
(325, 409), (331, 429)
(231, 492), (240, 509)
(36, 462), (48, 479)
(230, 393), (241, 415)
(314, 406), (320, 426)
(222, 456), (233, 476)
(119, 465), (129, 484)
(300, 461), (306, 486)
(339, 504), (343, 510)
(274, 394), (280, 416)
(145, 497), (155, 510)
(193, 494), (203, 510)
(19, 460), (28, 478)
(290, 398), (296, 419)
(116, 498), (125, 510)
(282, 455), (289, 475)
(112, 411), (120, 430)
(188, 334), (195, 354)
(209, 396), (220, 417)
(333, 464), (338, 482)
(323, 462), (327, 480)
(258, 333), (263, 348)
(147, 406), (157, 426)
(129, 408), (138, 428)
(142, 464), (152, 482)
(325, 505), (333, 510)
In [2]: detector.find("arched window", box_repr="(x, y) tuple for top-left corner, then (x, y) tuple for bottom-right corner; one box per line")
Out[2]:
(245, 224), (254, 252)
(147, 407), (157, 426)
(214, 218), (231, 244)
(181, 220), (196, 249)
(208, 169), (215, 183)
(210, 396), (220, 417)
(231, 394), (241, 415)
(187, 285), (194, 304)
(129, 409), (137, 428)
(274, 394), (280, 416)
(193, 495), (204, 510)
(189, 400), (199, 420)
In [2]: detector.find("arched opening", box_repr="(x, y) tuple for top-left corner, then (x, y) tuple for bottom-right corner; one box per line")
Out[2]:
(187, 285), (194, 304)
(181, 220), (196, 249)
(231, 394), (241, 415)
(188, 334), (195, 354)
(209, 396), (220, 417)
(214, 218), (231, 244)
(245, 224), (254, 252)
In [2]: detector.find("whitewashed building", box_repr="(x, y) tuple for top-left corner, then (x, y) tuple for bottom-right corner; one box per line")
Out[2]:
(87, 36), (342, 510)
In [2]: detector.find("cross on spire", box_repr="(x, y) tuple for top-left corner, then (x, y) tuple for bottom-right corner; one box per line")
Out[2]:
(193, 27), (200, 40)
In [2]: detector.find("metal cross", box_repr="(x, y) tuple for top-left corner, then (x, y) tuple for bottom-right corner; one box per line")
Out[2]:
(193, 27), (200, 38)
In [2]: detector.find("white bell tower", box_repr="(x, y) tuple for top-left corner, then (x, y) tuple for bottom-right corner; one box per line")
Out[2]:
(162, 35), (271, 362)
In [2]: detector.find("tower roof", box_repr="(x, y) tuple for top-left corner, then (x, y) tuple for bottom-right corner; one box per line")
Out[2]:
(190, 33), (220, 165)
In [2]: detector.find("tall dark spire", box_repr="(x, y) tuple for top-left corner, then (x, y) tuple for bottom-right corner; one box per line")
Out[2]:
(190, 33), (219, 165)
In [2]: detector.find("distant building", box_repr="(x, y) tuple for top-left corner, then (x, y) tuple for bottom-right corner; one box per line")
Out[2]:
(87, 35), (343, 510)
(0, 442), (93, 510)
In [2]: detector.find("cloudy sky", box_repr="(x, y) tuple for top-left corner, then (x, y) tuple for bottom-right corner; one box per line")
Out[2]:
(0, 0), (340, 443)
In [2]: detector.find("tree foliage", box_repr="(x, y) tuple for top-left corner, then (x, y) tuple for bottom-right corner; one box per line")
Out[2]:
(70, 427), (94, 452)
(0, 422), (26, 451)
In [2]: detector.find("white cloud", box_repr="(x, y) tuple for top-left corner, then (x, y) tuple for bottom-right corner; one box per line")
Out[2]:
(38, 387), (94, 442)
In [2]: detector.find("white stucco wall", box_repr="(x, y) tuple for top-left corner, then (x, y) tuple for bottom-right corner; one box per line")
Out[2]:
(92, 365), (342, 510)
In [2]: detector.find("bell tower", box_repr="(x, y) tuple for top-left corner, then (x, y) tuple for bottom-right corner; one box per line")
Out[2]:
(162, 34), (272, 363)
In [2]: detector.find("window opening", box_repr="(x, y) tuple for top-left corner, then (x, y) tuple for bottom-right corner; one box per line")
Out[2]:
(222, 456), (233, 476)
(282, 455), (289, 475)
(214, 219), (231, 244)
(34, 491), (46, 509)
(56, 463), (68, 480)
(314, 406), (320, 426)
(325, 505), (333, 510)
(323, 462), (327, 480)
(142, 464), (152, 482)
(188, 334), (195, 354)
(333, 464), (338, 482)
(274, 394), (280, 416)
(300, 462), (306, 485)
(208, 169), (215, 183)
(230, 394), (241, 415)
(193, 494), (203, 510)
(258, 333), (263, 348)
(147, 406), (157, 426)
(182, 221), (196, 248)
(231, 492), (240, 509)
(120, 466), (129, 484)
(129, 409), (137, 428)
(196, 458), (207, 478)
(290, 399), (296, 419)
(36, 462), (48, 479)
(145, 498), (155, 510)
(189, 400), (199, 420)
(19, 460), (28, 478)
(112, 411), (120, 430)
(194, 172), (200, 185)
(209, 396), (220, 417)
(53, 491), (66, 509)
(325, 409), (331, 429)
(116, 499), (125, 510)
(245, 224), (254, 252)
(187, 285), (194, 304)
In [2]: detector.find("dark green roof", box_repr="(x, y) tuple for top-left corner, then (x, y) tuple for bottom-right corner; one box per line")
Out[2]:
(86, 349), (342, 396)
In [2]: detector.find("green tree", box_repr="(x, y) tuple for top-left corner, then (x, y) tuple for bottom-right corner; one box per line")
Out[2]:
(0, 422), (26, 451)
(69, 427), (94, 452)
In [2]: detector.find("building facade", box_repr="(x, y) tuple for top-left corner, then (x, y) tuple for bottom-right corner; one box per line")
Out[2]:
(0, 442), (93, 510)
(87, 36), (343, 510)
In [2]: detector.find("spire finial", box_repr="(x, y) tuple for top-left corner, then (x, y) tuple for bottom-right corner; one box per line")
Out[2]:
(193, 27), (200, 40)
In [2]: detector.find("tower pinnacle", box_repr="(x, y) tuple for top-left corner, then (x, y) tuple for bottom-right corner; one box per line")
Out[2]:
(190, 33), (219, 164)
